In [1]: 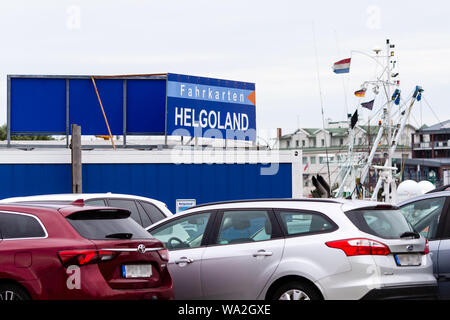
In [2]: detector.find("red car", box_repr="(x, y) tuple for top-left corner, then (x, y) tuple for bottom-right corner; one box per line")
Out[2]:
(0, 201), (173, 300)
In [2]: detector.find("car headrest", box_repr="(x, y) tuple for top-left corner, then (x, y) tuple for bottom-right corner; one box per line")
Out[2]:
(232, 218), (250, 230)
(310, 215), (326, 231)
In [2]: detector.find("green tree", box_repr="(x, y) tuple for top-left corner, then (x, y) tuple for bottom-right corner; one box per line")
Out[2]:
(0, 125), (54, 141)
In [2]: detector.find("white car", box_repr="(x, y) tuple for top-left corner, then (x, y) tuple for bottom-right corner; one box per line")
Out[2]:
(147, 198), (437, 300)
(0, 193), (172, 229)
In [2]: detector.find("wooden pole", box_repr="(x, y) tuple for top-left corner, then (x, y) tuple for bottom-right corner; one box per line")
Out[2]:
(71, 124), (82, 193)
(91, 77), (116, 150)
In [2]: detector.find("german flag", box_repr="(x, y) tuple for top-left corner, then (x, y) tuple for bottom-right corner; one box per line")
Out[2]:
(354, 88), (366, 97)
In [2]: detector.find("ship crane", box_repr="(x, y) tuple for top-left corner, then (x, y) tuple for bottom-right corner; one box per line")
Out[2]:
(368, 85), (423, 203)
(331, 39), (423, 203)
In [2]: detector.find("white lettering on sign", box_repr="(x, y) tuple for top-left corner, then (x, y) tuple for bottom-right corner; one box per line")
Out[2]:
(174, 108), (249, 131)
(180, 84), (245, 103)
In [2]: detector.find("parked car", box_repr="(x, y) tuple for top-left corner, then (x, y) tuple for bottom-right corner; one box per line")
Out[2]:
(147, 198), (437, 300)
(0, 202), (173, 300)
(0, 193), (172, 229)
(398, 190), (450, 299)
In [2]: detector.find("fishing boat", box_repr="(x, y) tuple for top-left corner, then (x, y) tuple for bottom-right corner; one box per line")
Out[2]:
(323, 39), (424, 204)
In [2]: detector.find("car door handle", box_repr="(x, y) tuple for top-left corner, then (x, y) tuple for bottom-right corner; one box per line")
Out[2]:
(253, 250), (273, 257)
(175, 257), (194, 264)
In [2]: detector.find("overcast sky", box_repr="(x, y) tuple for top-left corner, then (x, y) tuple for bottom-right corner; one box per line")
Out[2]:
(0, 0), (448, 140)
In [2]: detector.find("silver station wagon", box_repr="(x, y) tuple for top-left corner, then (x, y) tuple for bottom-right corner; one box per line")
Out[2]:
(147, 199), (437, 300)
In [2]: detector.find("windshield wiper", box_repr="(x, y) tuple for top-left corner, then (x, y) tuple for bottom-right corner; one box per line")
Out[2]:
(400, 231), (420, 239)
(105, 233), (133, 239)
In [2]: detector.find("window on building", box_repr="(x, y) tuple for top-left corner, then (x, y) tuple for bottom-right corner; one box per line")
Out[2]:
(302, 157), (307, 165)
(319, 157), (324, 164)
(302, 140), (306, 147)
(340, 138), (344, 146)
(321, 139), (325, 147)
(286, 141), (290, 148)
(358, 138), (363, 145)
(296, 140), (299, 147)
(310, 157), (316, 164)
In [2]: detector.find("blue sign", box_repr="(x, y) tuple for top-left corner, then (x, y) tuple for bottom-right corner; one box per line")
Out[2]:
(8, 74), (256, 142)
(166, 73), (256, 141)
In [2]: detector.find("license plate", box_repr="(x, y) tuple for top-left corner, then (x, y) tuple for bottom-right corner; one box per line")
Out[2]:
(122, 264), (152, 278)
(394, 254), (422, 266)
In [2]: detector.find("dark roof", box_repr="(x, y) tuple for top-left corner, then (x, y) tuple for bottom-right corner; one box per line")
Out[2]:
(405, 158), (450, 167)
(416, 120), (450, 134)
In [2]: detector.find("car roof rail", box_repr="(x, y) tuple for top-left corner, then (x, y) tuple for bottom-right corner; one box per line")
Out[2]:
(187, 198), (341, 210)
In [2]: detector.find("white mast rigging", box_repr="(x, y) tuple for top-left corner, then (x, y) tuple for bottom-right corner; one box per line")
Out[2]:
(332, 39), (423, 203)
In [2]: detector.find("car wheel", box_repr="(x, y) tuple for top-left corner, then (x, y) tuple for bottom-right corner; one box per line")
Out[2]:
(271, 281), (321, 300)
(0, 284), (30, 300)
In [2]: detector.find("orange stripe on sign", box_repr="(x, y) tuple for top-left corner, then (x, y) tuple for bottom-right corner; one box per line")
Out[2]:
(247, 91), (256, 106)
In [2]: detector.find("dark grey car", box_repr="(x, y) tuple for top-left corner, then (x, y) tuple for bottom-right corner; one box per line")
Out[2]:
(399, 191), (450, 299)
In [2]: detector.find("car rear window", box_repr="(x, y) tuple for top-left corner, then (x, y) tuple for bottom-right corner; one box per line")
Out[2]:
(66, 210), (152, 240)
(345, 208), (414, 239)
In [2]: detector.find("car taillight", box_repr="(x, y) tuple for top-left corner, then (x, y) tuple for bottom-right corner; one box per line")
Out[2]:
(58, 250), (118, 267)
(424, 239), (429, 254)
(157, 249), (169, 261)
(326, 238), (390, 256)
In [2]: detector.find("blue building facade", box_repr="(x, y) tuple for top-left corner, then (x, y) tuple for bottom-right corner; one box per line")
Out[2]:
(0, 161), (295, 213)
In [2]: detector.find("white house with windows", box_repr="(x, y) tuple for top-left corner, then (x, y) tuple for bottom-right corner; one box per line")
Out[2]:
(277, 121), (416, 196)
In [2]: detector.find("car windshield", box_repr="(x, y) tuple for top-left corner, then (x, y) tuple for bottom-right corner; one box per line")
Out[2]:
(345, 208), (414, 239)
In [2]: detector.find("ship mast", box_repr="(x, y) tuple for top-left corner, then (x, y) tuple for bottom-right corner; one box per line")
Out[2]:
(333, 39), (423, 203)
(385, 39), (394, 202)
